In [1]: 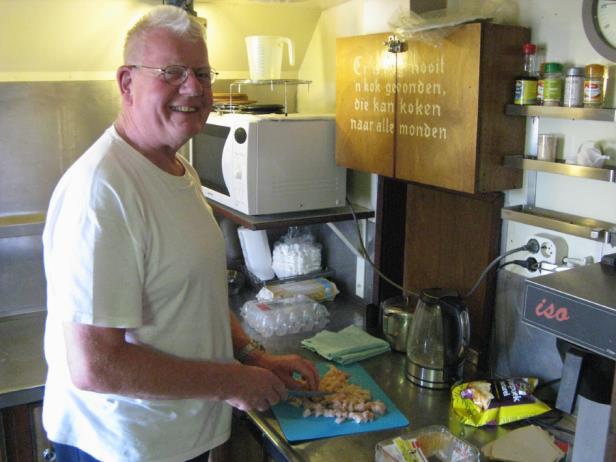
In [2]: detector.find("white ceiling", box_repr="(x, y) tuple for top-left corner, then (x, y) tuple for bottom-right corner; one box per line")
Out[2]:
(196, 0), (350, 10)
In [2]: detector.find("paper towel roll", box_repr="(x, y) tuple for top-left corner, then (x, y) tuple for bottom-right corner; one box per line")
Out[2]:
(237, 227), (275, 281)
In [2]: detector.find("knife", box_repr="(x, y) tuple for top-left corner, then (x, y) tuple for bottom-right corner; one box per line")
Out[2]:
(287, 390), (333, 398)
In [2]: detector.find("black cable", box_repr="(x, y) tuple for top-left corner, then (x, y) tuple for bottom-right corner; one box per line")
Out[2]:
(498, 258), (539, 272)
(463, 245), (530, 299)
(535, 378), (561, 391)
(344, 198), (539, 299)
(346, 198), (418, 297)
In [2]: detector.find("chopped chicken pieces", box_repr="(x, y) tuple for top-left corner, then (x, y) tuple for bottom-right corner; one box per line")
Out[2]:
(291, 365), (387, 424)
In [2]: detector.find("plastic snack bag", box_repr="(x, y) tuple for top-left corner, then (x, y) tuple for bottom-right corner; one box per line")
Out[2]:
(451, 378), (551, 427)
(256, 277), (339, 302)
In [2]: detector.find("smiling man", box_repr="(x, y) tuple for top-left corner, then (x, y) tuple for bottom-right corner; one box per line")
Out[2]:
(41, 6), (318, 462)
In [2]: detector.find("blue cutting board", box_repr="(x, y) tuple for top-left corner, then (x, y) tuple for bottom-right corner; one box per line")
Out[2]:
(271, 362), (409, 442)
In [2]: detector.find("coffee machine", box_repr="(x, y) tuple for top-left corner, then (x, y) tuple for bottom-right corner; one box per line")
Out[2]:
(524, 254), (616, 461)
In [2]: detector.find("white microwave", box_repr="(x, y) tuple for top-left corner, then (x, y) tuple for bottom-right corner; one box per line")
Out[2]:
(190, 112), (347, 215)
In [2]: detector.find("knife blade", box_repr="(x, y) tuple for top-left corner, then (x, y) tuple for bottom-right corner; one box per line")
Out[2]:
(287, 390), (333, 398)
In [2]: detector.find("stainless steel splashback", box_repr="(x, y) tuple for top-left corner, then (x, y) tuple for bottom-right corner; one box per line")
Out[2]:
(0, 80), (120, 316)
(0, 81), (120, 217)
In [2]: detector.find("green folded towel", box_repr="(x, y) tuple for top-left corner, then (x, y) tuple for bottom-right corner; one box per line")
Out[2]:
(301, 325), (390, 365)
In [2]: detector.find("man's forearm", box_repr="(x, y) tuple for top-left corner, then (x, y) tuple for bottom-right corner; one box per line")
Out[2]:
(64, 321), (244, 400)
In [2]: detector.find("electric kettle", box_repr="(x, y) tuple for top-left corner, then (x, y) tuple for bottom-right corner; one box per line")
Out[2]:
(405, 288), (470, 390)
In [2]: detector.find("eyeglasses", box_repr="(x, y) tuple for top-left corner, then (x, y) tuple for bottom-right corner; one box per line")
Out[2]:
(129, 65), (218, 86)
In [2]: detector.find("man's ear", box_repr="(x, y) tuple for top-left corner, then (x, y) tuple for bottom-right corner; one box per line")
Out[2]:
(117, 66), (133, 103)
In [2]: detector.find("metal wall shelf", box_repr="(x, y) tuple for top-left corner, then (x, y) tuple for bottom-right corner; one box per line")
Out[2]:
(229, 79), (312, 115)
(502, 105), (616, 245)
(207, 199), (374, 231)
(0, 213), (46, 238)
(505, 104), (616, 121)
(501, 205), (616, 244)
(504, 156), (616, 182)
(232, 79), (312, 86)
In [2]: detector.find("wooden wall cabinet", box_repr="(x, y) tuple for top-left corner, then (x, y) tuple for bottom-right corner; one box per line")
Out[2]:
(336, 23), (529, 193)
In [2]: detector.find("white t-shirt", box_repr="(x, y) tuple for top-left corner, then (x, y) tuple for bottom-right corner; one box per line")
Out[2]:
(42, 126), (233, 462)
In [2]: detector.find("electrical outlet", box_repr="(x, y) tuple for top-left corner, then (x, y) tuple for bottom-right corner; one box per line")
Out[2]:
(531, 233), (568, 265)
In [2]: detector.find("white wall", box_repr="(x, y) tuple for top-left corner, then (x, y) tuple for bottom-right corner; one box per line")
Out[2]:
(298, 0), (616, 266)
(0, 0), (322, 81)
(507, 0), (616, 272)
(3, 0), (615, 265)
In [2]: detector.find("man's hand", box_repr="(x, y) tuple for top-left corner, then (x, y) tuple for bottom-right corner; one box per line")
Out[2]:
(245, 352), (320, 392)
(225, 365), (287, 412)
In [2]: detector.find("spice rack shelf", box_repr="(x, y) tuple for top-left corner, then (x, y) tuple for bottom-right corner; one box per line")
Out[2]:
(505, 104), (616, 121)
(502, 105), (616, 245)
(501, 205), (615, 244)
(504, 156), (616, 182)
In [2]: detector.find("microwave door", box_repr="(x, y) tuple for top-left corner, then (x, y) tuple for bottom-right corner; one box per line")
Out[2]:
(193, 123), (232, 204)
(220, 136), (235, 202)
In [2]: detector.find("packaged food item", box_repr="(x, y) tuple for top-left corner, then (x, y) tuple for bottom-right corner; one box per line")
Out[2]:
(451, 378), (551, 427)
(563, 67), (585, 107)
(375, 425), (480, 462)
(542, 62), (563, 106)
(256, 277), (339, 302)
(584, 64), (605, 108)
(272, 227), (322, 279)
(240, 295), (329, 337)
(513, 43), (539, 105)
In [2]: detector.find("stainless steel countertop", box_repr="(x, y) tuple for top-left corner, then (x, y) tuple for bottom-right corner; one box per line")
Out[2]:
(230, 292), (508, 461)
(1, 293), (508, 460)
(0, 311), (46, 408)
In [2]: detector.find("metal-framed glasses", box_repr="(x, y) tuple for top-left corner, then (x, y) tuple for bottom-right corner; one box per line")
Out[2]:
(130, 65), (218, 86)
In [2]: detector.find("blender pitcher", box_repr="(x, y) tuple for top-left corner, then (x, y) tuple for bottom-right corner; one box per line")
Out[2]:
(245, 35), (295, 80)
(405, 288), (470, 390)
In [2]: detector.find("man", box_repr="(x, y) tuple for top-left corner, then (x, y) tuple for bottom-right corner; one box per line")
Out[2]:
(42, 6), (319, 462)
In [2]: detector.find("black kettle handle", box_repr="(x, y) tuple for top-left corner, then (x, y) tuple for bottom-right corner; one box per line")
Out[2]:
(440, 297), (470, 366)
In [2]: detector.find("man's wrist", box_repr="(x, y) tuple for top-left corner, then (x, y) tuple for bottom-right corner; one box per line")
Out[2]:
(237, 339), (266, 363)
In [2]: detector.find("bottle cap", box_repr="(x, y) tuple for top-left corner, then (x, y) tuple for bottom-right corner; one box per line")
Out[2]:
(586, 64), (605, 77)
(543, 62), (562, 73)
(566, 67), (585, 77)
(522, 43), (537, 54)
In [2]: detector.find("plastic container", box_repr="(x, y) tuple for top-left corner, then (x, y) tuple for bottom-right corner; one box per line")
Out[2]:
(375, 425), (480, 462)
(240, 295), (329, 337)
(542, 62), (563, 106)
(563, 67), (585, 107)
(271, 228), (322, 279)
(536, 133), (559, 162)
(584, 64), (605, 108)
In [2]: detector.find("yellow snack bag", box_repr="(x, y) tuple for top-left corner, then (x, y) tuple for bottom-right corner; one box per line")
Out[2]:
(452, 378), (551, 427)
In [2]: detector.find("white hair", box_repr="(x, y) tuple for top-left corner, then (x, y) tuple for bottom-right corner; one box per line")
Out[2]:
(123, 5), (205, 64)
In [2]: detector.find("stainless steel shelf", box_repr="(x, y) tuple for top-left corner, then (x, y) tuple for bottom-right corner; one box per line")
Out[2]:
(231, 79), (312, 86)
(0, 213), (46, 238)
(505, 104), (616, 121)
(207, 199), (374, 231)
(504, 156), (616, 182)
(501, 205), (616, 244)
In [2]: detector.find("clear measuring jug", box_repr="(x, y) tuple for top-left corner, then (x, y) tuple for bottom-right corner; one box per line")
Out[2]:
(245, 35), (295, 81)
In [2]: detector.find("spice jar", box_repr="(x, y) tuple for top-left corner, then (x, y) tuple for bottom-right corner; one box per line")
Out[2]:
(542, 62), (563, 106)
(563, 67), (585, 107)
(584, 64), (605, 108)
(537, 63), (545, 105)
